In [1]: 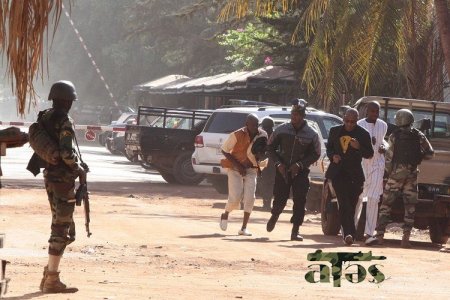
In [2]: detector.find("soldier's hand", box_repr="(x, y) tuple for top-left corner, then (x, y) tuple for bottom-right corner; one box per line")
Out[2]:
(78, 168), (87, 184)
(349, 138), (360, 149)
(378, 144), (386, 154)
(332, 154), (342, 164)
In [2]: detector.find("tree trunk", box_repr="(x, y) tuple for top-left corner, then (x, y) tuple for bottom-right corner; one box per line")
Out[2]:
(434, 0), (450, 81)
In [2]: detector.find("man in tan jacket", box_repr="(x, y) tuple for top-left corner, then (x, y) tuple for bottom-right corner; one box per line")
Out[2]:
(219, 114), (267, 236)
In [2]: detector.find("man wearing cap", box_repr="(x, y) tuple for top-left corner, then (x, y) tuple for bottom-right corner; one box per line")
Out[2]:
(35, 81), (86, 293)
(266, 99), (321, 241)
(219, 114), (268, 236)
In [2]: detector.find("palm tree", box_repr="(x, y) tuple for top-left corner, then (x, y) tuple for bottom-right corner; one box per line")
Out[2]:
(220, 0), (450, 110)
(435, 0), (450, 78)
(0, 0), (64, 115)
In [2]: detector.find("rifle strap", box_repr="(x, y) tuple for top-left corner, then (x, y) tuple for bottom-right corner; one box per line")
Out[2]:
(73, 130), (88, 170)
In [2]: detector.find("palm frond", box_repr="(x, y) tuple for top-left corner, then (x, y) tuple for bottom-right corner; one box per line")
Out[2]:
(0, 0), (66, 115)
(218, 0), (297, 21)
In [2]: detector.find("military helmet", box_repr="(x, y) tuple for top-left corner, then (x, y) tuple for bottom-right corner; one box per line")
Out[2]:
(48, 80), (77, 101)
(291, 98), (307, 113)
(394, 109), (414, 127)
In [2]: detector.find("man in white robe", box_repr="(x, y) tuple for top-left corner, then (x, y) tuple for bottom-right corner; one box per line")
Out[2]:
(355, 101), (387, 245)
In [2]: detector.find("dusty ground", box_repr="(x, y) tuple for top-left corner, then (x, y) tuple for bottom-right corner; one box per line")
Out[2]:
(1, 182), (449, 300)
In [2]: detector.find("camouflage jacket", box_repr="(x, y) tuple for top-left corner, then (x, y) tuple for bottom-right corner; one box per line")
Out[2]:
(40, 108), (81, 182)
(385, 128), (434, 176)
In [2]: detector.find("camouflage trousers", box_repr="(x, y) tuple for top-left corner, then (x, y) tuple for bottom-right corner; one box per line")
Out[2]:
(376, 166), (418, 235)
(45, 180), (76, 256)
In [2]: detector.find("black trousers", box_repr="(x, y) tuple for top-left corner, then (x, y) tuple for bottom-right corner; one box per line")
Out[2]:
(332, 175), (363, 238)
(271, 169), (310, 227)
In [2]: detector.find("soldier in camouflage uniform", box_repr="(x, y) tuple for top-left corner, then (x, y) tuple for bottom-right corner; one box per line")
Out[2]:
(374, 109), (434, 248)
(39, 81), (86, 293)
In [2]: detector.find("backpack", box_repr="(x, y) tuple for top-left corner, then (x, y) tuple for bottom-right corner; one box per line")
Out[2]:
(28, 111), (61, 165)
(392, 128), (422, 166)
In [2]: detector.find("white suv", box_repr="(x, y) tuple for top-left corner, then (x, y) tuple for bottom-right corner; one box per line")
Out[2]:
(191, 106), (342, 193)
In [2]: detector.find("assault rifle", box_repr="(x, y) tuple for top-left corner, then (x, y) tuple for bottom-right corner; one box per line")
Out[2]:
(75, 162), (91, 237)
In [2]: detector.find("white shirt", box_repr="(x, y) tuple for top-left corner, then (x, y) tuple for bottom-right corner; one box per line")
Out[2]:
(357, 118), (388, 169)
(357, 118), (388, 198)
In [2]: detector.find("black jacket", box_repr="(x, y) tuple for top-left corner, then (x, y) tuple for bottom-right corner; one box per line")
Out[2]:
(325, 124), (374, 182)
(268, 121), (321, 171)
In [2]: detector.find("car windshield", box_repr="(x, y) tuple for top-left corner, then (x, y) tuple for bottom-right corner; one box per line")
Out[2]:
(204, 112), (248, 133)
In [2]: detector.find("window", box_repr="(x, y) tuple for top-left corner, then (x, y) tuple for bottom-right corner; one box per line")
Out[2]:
(205, 112), (248, 133)
(321, 117), (342, 139)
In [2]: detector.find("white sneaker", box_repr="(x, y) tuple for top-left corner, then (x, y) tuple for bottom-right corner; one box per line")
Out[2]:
(220, 214), (228, 231)
(238, 228), (252, 236)
(365, 236), (378, 246)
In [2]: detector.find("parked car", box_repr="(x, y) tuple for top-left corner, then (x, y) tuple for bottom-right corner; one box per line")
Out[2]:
(124, 106), (212, 185)
(192, 106), (342, 194)
(321, 96), (450, 244)
(105, 113), (137, 159)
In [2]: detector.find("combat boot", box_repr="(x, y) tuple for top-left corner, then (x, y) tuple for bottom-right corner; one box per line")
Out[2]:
(39, 266), (48, 291)
(42, 271), (67, 293)
(401, 231), (412, 249)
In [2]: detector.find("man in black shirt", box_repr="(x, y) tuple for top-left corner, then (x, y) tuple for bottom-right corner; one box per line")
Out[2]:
(325, 108), (374, 245)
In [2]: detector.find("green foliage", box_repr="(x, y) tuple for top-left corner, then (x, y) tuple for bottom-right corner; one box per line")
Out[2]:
(219, 0), (447, 111)
(218, 22), (274, 70)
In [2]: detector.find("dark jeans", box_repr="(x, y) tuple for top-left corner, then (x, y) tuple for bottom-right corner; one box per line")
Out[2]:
(332, 175), (363, 238)
(271, 169), (310, 226)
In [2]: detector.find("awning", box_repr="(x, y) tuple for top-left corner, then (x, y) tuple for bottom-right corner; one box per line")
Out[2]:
(134, 66), (297, 95)
(133, 74), (191, 92)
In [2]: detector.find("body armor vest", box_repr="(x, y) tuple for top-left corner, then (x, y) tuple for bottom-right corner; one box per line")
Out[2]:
(392, 128), (422, 166)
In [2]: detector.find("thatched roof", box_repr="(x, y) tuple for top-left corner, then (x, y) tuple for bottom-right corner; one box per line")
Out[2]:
(0, 0), (64, 116)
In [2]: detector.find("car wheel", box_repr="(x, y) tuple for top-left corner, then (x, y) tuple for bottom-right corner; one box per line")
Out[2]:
(106, 140), (115, 154)
(172, 152), (204, 185)
(159, 171), (178, 184)
(429, 217), (449, 244)
(321, 179), (341, 235)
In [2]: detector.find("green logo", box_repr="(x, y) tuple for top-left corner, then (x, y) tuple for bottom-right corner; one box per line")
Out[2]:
(305, 250), (386, 287)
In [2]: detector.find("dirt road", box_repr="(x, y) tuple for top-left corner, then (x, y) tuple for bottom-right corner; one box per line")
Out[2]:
(1, 182), (449, 299)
